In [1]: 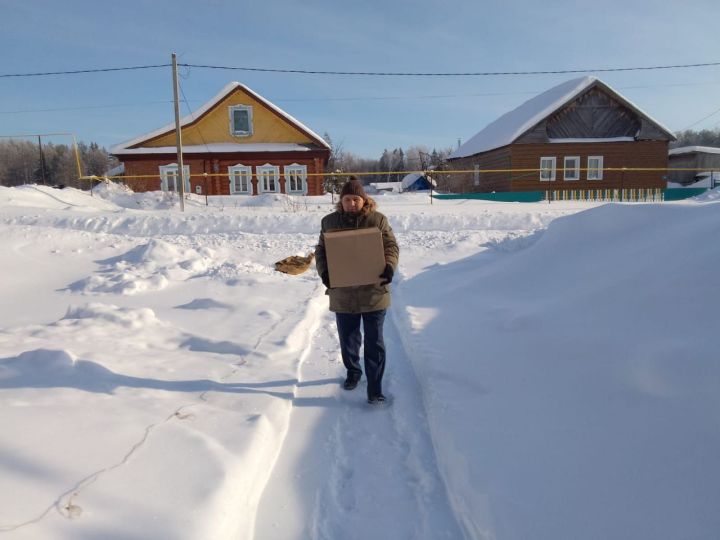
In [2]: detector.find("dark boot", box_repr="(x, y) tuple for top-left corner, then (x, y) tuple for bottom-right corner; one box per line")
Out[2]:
(343, 372), (361, 390)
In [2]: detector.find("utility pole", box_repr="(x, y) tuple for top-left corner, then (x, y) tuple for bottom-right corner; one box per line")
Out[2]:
(171, 52), (185, 212)
(37, 135), (47, 185)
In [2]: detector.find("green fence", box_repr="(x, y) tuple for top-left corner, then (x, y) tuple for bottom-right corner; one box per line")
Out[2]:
(663, 188), (709, 201)
(433, 191), (545, 202)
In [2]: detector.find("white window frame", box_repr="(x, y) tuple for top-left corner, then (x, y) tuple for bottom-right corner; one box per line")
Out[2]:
(473, 164), (480, 186)
(256, 164), (280, 193)
(228, 164), (253, 195)
(539, 157), (556, 182)
(229, 105), (253, 137)
(588, 156), (604, 180)
(564, 156), (580, 181)
(159, 164), (190, 193)
(284, 164), (308, 195)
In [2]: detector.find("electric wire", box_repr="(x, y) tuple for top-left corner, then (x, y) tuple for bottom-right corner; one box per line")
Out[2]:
(2, 60), (720, 78)
(179, 61), (720, 77)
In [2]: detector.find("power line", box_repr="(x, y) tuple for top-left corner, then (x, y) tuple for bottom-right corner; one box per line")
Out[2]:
(180, 61), (720, 77)
(0, 100), (181, 114)
(678, 105), (720, 131)
(4, 80), (720, 115)
(0, 64), (171, 78)
(2, 60), (720, 79)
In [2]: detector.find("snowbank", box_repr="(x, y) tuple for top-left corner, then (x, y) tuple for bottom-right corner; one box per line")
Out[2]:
(395, 201), (720, 539)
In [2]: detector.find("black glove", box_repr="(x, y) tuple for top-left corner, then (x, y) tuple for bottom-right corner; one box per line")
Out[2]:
(379, 264), (394, 286)
(321, 271), (330, 288)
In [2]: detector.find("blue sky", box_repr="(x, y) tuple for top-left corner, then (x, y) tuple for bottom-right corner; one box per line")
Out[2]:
(2, 0), (720, 158)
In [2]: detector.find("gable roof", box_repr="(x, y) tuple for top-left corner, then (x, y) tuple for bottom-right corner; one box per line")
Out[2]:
(112, 82), (330, 155)
(450, 76), (675, 159)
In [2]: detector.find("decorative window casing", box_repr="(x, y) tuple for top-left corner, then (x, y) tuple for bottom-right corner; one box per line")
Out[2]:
(257, 164), (280, 193)
(159, 164), (191, 193)
(588, 156), (604, 180)
(229, 105), (253, 137)
(564, 156), (580, 181)
(539, 157), (556, 182)
(284, 164), (308, 195)
(473, 165), (480, 186)
(228, 165), (253, 195)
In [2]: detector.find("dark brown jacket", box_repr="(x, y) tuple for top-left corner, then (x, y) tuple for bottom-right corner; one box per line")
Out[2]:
(315, 197), (399, 313)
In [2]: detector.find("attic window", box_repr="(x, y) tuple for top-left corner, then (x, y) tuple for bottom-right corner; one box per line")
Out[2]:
(230, 105), (253, 136)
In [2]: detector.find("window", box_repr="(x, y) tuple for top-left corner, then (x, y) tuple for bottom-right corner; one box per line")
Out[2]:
(564, 156), (580, 181)
(539, 157), (556, 181)
(229, 105), (253, 136)
(159, 164), (190, 193)
(256, 164), (280, 193)
(284, 164), (307, 194)
(473, 164), (480, 186)
(228, 165), (253, 194)
(588, 156), (604, 180)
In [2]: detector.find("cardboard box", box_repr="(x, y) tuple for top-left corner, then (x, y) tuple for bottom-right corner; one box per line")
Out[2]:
(324, 228), (386, 288)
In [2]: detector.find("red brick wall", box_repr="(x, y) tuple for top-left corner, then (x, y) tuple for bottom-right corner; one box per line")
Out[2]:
(119, 152), (329, 195)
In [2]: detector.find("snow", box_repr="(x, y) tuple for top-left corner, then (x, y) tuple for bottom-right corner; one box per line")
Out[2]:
(450, 76), (674, 159)
(111, 82), (330, 155)
(113, 143), (316, 155)
(1, 183), (719, 539)
(669, 145), (720, 156)
(549, 136), (635, 143)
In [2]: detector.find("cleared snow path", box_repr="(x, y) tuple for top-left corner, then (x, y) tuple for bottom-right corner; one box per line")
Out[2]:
(253, 306), (464, 540)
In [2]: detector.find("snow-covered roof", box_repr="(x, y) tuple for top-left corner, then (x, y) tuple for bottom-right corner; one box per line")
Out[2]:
(113, 143), (316, 155)
(450, 76), (675, 159)
(549, 137), (635, 143)
(112, 82), (330, 155)
(104, 163), (125, 177)
(371, 182), (402, 192)
(401, 172), (436, 188)
(669, 145), (720, 156)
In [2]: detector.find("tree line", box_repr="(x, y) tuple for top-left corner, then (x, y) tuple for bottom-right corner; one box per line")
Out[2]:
(671, 128), (720, 148)
(2, 127), (716, 192)
(0, 139), (118, 188)
(322, 132), (455, 194)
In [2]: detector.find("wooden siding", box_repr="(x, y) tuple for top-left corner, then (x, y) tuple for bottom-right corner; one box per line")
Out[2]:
(121, 152), (327, 195)
(139, 87), (317, 148)
(446, 147), (511, 192)
(510, 141), (668, 191)
(515, 85), (671, 145)
(546, 88), (640, 139)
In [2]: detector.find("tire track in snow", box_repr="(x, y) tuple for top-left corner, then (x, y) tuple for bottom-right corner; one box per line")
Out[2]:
(252, 307), (464, 540)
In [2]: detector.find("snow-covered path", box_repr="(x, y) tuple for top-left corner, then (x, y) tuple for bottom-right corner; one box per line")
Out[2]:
(253, 303), (464, 540)
(4, 186), (719, 540)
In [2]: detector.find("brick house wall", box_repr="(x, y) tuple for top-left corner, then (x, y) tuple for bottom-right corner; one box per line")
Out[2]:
(120, 150), (328, 195)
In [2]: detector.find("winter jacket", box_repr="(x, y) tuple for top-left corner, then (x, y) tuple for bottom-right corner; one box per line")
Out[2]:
(315, 197), (399, 313)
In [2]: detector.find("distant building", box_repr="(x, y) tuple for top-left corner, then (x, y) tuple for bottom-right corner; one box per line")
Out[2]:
(111, 82), (330, 195)
(447, 76), (676, 193)
(370, 173), (435, 193)
(667, 146), (720, 188)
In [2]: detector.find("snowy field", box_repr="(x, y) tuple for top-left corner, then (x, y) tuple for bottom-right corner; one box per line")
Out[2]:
(0, 184), (718, 540)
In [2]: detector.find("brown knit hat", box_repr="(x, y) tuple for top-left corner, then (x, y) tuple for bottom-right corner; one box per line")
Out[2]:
(340, 177), (367, 200)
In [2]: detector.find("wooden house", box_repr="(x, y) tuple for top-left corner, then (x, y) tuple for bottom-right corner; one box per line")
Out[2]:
(447, 77), (676, 193)
(111, 82), (330, 196)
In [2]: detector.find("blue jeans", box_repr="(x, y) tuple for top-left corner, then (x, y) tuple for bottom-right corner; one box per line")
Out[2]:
(335, 310), (386, 398)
